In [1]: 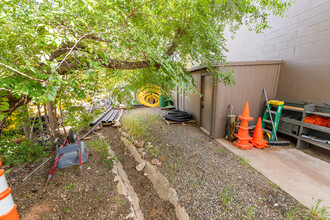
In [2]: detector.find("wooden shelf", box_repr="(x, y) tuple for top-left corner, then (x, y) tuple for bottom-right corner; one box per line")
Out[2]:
(283, 105), (304, 112)
(302, 122), (330, 134)
(299, 137), (330, 151)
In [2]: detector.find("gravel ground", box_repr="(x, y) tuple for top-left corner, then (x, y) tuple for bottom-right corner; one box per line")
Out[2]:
(6, 141), (130, 220)
(121, 108), (311, 220)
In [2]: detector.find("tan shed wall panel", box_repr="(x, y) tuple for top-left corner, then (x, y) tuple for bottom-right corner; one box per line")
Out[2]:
(183, 73), (202, 125)
(213, 64), (280, 138)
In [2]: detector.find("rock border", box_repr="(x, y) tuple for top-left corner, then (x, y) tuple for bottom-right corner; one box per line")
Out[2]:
(108, 145), (144, 220)
(118, 129), (189, 220)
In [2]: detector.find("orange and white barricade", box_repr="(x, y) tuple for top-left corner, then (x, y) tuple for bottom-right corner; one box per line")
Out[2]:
(0, 162), (19, 220)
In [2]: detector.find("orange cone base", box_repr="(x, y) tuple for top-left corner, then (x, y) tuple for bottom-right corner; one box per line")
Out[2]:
(250, 140), (268, 149)
(1, 204), (19, 220)
(234, 133), (252, 140)
(233, 141), (253, 150)
(238, 116), (253, 121)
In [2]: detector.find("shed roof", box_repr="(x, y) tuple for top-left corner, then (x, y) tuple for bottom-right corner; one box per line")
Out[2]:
(188, 59), (283, 73)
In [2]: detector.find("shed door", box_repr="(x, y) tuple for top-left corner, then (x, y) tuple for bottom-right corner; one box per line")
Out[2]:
(200, 75), (213, 135)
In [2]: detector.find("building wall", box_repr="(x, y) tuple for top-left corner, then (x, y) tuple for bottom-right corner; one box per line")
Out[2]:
(225, 0), (330, 105)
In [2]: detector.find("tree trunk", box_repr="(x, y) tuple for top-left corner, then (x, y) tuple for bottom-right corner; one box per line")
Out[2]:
(46, 102), (59, 141)
(43, 103), (52, 137)
(22, 109), (32, 139)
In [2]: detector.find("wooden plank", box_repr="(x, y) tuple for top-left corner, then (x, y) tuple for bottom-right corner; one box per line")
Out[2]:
(164, 118), (196, 125)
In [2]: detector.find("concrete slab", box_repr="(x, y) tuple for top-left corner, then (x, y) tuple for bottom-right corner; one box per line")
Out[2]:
(216, 138), (330, 208)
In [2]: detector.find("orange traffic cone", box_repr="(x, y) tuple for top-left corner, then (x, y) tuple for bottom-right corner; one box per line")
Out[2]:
(0, 161), (20, 220)
(238, 102), (253, 121)
(250, 118), (268, 149)
(234, 102), (253, 150)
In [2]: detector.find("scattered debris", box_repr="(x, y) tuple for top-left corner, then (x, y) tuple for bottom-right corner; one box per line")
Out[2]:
(22, 157), (52, 182)
(113, 121), (121, 127)
(136, 140), (145, 148)
(151, 158), (161, 167)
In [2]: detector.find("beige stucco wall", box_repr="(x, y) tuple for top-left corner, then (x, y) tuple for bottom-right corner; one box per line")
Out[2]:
(225, 0), (330, 105)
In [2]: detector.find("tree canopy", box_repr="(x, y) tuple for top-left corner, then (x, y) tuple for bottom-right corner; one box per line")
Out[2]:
(0, 0), (291, 126)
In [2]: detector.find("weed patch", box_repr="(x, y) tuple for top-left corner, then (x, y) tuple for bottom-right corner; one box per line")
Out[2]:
(220, 184), (236, 208)
(86, 137), (109, 157)
(122, 111), (161, 141)
(245, 205), (256, 220)
(237, 155), (249, 167)
(283, 206), (299, 220)
(304, 198), (330, 220)
(145, 142), (162, 157)
(86, 137), (116, 168)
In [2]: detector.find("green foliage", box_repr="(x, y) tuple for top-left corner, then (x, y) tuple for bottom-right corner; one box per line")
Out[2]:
(101, 156), (116, 168)
(122, 111), (160, 140)
(0, 136), (49, 166)
(0, 0), (292, 112)
(237, 155), (249, 167)
(284, 206), (299, 220)
(220, 183), (236, 208)
(85, 137), (109, 157)
(304, 199), (330, 220)
(63, 105), (102, 132)
(245, 205), (256, 220)
(86, 137), (117, 168)
(0, 97), (9, 121)
(145, 142), (162, 157)
(65, 181), (75, 191)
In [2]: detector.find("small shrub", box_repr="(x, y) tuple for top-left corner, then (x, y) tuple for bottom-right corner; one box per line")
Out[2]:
(0, 137), (49, 166)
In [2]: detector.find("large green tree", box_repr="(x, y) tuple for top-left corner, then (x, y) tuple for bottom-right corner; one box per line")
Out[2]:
(0, 0), (291, 129)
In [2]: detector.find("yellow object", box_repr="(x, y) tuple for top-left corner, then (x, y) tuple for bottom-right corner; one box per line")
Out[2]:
(269, 100), (284, 105)
(136, 85), (161, 107)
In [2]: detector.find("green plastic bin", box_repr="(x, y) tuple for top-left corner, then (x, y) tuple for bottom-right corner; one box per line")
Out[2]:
(159, 95), (168, 107)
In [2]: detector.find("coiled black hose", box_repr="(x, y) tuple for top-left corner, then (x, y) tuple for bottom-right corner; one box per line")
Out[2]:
(164, 110), (192, 122)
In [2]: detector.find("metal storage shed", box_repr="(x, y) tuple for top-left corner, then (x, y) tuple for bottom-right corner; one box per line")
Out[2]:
(172, 60), (282, 139)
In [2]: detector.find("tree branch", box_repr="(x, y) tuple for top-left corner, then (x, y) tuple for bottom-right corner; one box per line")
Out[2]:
(0, 88), (12, 92)
(55, 33), (91, 71)
(165, 29), (185, 57)
(0, 62), (46, 83)
(124, 0), (156, 26)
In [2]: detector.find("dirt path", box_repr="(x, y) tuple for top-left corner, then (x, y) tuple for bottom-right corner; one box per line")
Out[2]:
(7, 144), (130, 219)
(121, 108), (311, 219)
(100, 127), (177, 220)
